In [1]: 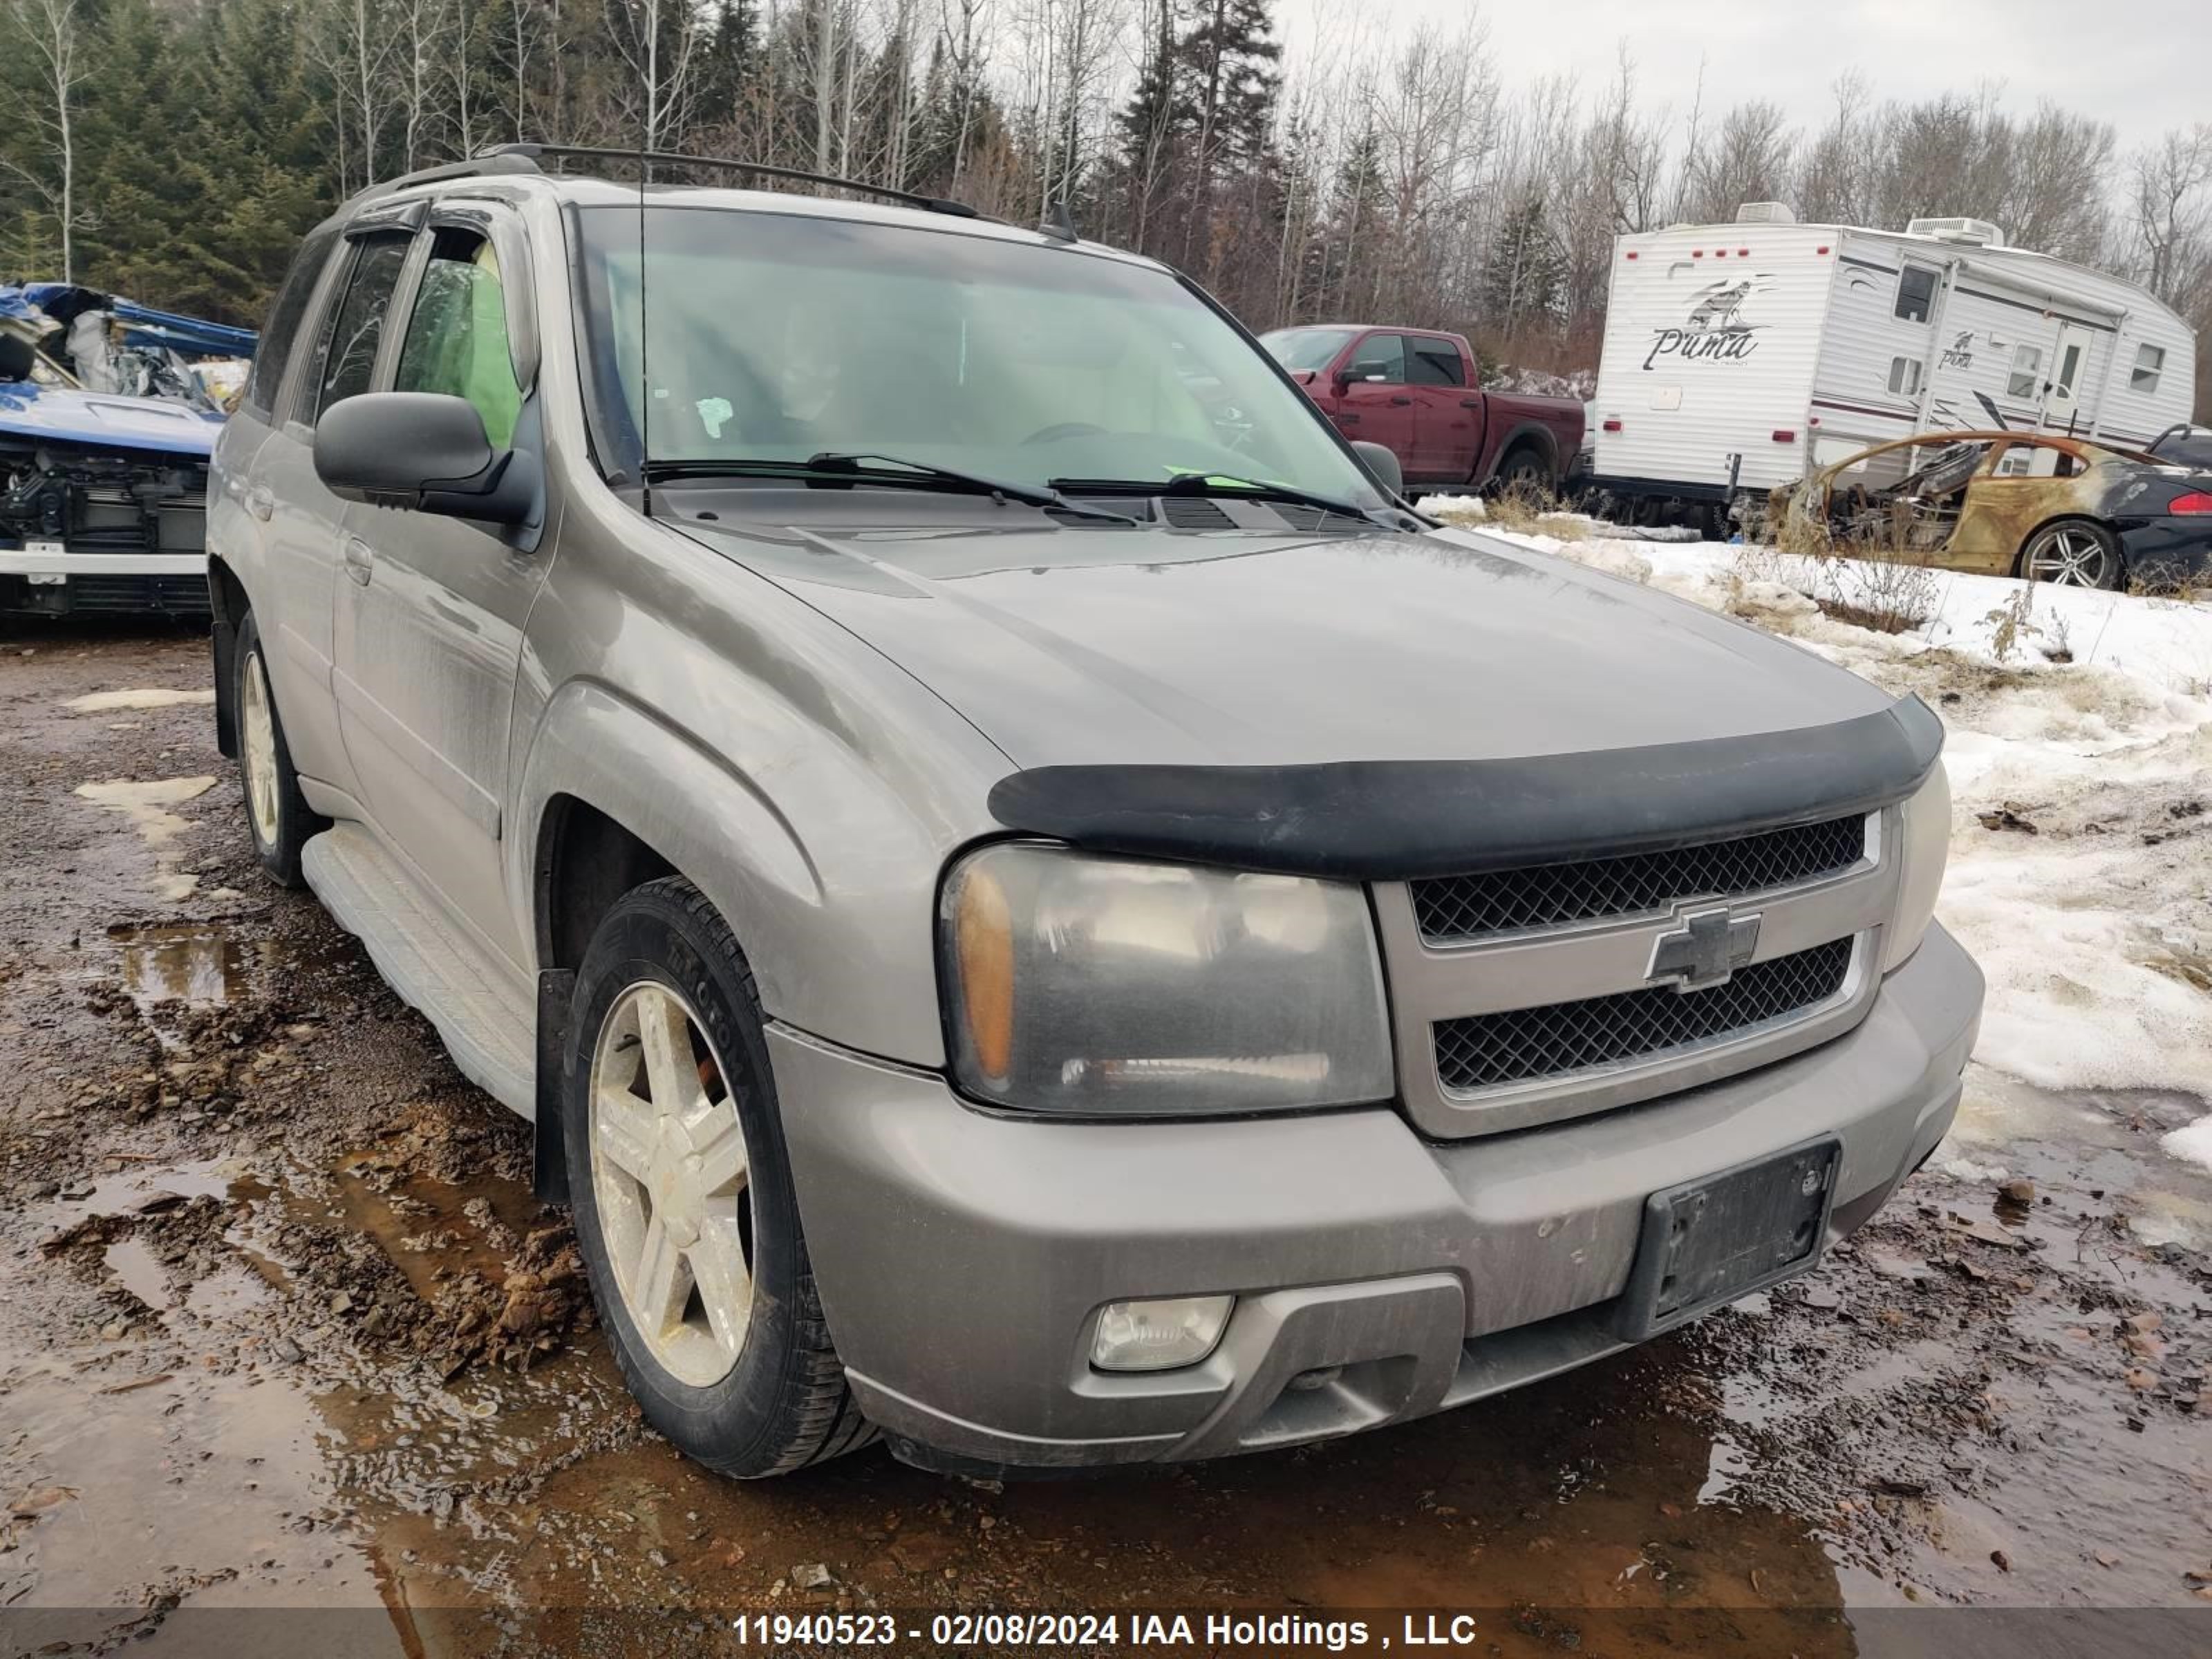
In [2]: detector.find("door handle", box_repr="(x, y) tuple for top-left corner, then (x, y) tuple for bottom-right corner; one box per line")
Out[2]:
(1390, 396), (1414, 406)
(246, 486), (275, 522)
(1461, 397), (1482, 409)
(342, 536), (374, 587)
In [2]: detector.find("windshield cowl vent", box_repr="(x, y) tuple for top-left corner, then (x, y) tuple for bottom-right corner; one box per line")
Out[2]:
(1161, 496), (1238, 531)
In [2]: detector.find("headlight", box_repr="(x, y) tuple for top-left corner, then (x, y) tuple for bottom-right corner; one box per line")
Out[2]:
(1881, 762), (1951, 973)
(939, 843), (1393, 1115)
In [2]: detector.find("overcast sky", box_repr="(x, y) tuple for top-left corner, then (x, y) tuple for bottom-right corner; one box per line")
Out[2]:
(1271, 0), (2197, 156)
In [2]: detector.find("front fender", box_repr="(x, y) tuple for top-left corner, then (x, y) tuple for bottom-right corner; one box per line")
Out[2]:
(511, 675), (970, 1069)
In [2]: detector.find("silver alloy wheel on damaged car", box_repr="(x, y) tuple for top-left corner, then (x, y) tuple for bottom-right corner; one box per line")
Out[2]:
(240, 647), (282, 850)
(2023, 521), (2121, 588)
(588, 980), (755, 1389)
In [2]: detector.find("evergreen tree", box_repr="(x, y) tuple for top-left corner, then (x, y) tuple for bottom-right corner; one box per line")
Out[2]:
(1479, 189), (1566, 339)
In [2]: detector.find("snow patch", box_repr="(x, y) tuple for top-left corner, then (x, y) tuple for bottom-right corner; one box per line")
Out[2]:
(2162, 1116), (2212, 1177)
(73, 776), (218, 903)
(64, 688), (216, 713)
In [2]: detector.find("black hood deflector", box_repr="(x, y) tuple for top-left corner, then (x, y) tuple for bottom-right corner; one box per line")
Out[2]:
(986, 696), (1944, 879)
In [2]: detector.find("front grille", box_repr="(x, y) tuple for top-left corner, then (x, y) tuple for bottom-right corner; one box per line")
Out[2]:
(1432, 937), (1855, 1094)
(1412, 815), (1867, 942)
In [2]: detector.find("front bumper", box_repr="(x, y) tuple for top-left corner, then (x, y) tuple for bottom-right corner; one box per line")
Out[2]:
(0, 550), (211, 617)
(774, 923), (1982, 1473)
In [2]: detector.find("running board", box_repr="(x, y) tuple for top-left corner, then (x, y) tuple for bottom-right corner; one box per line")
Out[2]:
(301, 823), (536, 1118)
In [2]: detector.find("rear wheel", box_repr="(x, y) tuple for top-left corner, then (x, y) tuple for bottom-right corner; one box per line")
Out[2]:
(1489, 445), (1548, 496)
(563, 877), (872, 1478)
(234, 610), (319, 886)
(2020, 519), (2123, 590)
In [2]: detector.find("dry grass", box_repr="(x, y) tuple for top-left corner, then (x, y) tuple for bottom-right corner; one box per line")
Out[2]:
(1481, 479), (1588, 540)
(1768, 494), (1944, 635)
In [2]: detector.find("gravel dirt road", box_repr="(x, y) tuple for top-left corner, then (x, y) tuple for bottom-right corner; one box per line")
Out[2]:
(2, 624), (2207, 1657)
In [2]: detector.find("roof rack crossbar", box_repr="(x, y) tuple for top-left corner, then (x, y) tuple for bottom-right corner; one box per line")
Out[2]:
(478, 143), (987, 221)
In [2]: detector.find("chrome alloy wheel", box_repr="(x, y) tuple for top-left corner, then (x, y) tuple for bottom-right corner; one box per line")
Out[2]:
(241, 648), (281, 850)
(588, 982), (753, 1387)
(2024, 524), (2115, 588)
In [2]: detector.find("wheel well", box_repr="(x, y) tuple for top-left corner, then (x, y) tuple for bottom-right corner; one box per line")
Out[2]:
(534, 796), (677, 972)
(1491, 429), (1558, 482)
(2010, 514), (2121, 579)
(207, 559), (249, 758)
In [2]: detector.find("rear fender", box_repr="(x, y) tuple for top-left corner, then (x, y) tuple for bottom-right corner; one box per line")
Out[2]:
(1483, 421), (1562, 486)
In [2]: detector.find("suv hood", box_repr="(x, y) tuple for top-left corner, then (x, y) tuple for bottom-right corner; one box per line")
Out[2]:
(679, 518), (1893, 769)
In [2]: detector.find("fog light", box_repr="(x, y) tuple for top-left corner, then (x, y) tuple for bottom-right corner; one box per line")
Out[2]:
(1089, 1295), (1234, 1372)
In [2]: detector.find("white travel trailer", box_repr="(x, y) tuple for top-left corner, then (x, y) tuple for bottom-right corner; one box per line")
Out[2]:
(1587, 204), (2197, 522)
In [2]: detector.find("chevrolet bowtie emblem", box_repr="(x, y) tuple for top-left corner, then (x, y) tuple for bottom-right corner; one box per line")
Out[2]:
(1647, 906), (1761, 993)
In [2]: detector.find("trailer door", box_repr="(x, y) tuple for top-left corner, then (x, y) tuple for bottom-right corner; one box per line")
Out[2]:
(2043, 322), (2096, 432)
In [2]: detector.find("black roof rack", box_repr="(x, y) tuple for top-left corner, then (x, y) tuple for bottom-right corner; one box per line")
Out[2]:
(475, 142), (990, 221)
(341, 149), (545, 210)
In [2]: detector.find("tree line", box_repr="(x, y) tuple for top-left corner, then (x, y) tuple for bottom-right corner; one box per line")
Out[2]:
(3, 0), (2207, 416)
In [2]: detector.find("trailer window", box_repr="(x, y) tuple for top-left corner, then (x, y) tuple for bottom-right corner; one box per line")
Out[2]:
(2131, 343), (2165, 395)
(1894, 265), (1938, 324)
(1886, 357), (1922, 397)
(2005, 343), (2043, 400)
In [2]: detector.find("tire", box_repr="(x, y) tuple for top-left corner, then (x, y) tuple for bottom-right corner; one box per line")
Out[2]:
(1487, 445), (1549, 498)
(234, 610), (321, 887)
(2019, 519), (2124, 590)
(563, 877), (872, 1478)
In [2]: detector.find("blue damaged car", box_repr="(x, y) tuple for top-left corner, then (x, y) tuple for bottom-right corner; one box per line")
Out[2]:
(1, 283), (255, 618)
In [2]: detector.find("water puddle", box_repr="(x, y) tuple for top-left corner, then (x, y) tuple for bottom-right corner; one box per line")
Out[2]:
(312, 1154), (545, 1306)
(42, 1157), (248, 1225)
(100, 1236), (173, 1309)
(111, 922), (253, 1007)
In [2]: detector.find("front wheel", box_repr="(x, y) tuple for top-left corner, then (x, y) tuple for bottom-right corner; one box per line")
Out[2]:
(2020, 520), (2123, 590)
(234, 610), (321, 886)
(563, 877), (872, 1478)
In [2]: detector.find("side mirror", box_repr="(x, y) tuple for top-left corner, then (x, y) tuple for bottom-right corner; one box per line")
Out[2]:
(1351, 440), (1403, 497)
(314, 391), (539, 528)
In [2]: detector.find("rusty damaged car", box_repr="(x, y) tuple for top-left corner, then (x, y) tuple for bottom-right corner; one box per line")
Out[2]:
(1770, 430), (2212, 591)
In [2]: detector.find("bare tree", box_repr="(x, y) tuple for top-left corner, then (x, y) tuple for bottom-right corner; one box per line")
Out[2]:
(2129, 124), (2212, 306)
(2, 0), (92, 279)
(607, 0), (704, 151)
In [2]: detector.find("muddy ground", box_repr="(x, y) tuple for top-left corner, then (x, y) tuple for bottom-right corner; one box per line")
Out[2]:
(1, 623), (2208, 1658)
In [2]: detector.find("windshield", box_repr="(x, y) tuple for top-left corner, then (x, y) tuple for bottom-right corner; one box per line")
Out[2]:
(575, 206), (1380, 506)
(1260, 328), (1356, 374)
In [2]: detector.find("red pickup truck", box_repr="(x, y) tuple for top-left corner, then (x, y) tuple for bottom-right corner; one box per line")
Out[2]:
(1260, 326), (1585, 495)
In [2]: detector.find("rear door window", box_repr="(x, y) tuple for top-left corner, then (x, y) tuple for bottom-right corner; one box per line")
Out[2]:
(245, 226), (339, 419)
(1408, 337), (1465, 386)
(312, 234), (414, 422)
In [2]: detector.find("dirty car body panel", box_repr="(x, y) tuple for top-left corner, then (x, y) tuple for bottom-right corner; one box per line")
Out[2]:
(209, 154), (1983, 1476)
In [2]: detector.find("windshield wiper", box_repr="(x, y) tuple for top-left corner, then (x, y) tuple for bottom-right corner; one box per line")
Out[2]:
(641, 453), (1138, 525)
(1051, 471), (1392, 526)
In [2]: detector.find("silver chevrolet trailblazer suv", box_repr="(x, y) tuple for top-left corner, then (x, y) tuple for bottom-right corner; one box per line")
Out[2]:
(205, 145), (1982, 1479)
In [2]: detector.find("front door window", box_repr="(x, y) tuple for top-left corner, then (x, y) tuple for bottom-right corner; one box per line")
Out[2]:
(393, 230), (525, 447)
